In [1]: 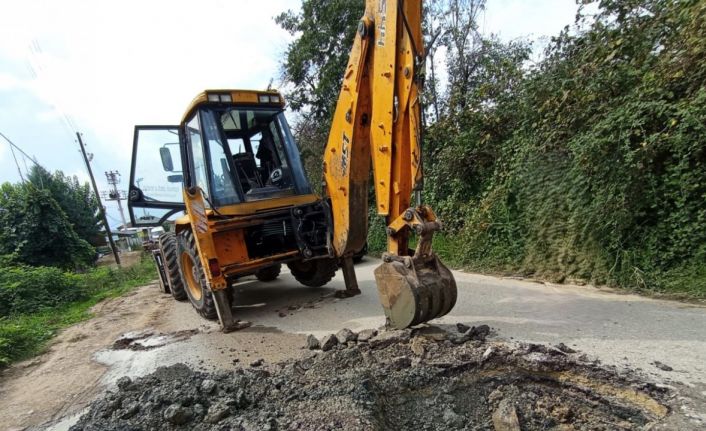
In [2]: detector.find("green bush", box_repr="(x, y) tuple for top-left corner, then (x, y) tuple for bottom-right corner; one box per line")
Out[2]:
(419, 0), (706, 296)
(0, 183), (96, 269)
(0, 257), (157, 366)
(0, 266), (84, 317)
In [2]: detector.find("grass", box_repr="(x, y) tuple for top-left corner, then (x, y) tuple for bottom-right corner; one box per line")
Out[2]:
(0, 257), (157, 367)
(367, 229), (706, 301)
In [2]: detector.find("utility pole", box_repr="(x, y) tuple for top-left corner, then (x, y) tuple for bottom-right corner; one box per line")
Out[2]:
(103, 170), (128, 228)
(77, 132), (121, 266)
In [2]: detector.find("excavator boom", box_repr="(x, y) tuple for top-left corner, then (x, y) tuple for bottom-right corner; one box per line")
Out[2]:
(324, 0), (457, 328)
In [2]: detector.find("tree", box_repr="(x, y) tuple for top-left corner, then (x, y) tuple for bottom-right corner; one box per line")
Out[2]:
(276, 0), (364, 185)
(0, 182), (96, 269)
(439, 0), (486, 114)
(27, 166), (102, 245)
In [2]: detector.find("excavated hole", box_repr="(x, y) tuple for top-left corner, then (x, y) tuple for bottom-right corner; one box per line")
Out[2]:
(373, 366), (666, 430)
(72, 329), (670, 431)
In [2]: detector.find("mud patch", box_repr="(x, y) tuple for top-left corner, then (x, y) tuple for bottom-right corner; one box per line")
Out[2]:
(274, 293), (332, 317)
(71, 326), (673, 430)
(111, 329), (200, 351)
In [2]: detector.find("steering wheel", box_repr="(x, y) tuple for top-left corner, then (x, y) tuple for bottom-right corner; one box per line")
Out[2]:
(270, 168), (283, 184)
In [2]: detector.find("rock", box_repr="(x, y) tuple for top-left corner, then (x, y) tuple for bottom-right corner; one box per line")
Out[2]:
(415, 325), (449, 341)
(552, 404), (573, 423)
(410, 338), (426, 356)
(391, 356), (412, 370)
(306, 334), (320, 350)
(450, 334), (470, 345)
(466, 324), (490, 341)
(336, 328), (357, 344)
(321, 334), (339, 351)
(116, 376), (132, 390)
(443, 407), (465, 428)
(654, 361), (673, 371)
(370, 329), (412, 348)
(193, 403), (205, 417)
(250, 358), (264, 367)
(204, 401), (231, 423)
(482, 346), (495, 362)
(456, 322), (471, 333)
(357, 328), (378, 342)
(488, 388), (504, 403)
(555, 343), (577, 354)
(163, 404), (192, 425)
(119, 402), (140, 419)
(200, 379), (217, 394)
(492, 399), (521, 431)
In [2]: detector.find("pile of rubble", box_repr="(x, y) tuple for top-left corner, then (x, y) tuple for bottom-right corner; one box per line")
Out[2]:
(71, 325), (670, 430)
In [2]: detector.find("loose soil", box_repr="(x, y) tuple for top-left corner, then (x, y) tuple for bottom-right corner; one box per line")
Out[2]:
(71, 326), (679, 431)
(0, 284), (306, 431)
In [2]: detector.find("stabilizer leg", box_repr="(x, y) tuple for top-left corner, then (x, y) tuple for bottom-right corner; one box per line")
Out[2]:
(212, 289), (240, 333)
(336, 256), (362, 298)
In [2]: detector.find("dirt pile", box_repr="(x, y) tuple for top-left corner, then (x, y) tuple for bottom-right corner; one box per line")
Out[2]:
(70, 326), (670, 430)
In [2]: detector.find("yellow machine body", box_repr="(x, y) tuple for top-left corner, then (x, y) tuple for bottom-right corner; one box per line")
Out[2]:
(128, 1), (456, 331)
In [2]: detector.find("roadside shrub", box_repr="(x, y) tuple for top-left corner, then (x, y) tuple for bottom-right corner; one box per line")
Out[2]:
(0, 265), (84, 317)
(0, 257), (157, 366)
(419, 0), (706, 296)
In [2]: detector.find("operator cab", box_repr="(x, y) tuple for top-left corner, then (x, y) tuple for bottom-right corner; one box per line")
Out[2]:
(128, 90), (313, 226)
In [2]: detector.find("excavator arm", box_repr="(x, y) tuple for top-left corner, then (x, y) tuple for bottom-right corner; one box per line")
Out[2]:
(323, 0), (457, 328)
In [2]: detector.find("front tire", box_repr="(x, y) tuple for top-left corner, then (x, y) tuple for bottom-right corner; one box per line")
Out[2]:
(159, 233), (187, 300)
(176, 230), (217, 320)
(256, 264), (281, 282)
(288, 258), (338, 287)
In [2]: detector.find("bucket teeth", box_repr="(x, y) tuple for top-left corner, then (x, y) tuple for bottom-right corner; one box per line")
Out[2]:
(374, 253), (457, 329)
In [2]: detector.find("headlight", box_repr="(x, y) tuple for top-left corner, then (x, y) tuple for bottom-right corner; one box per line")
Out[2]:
(259, 95), (270, 103)
(220, 94), (232, 102)
(207, 94), (220, 102)
(270, 95), (280, 103)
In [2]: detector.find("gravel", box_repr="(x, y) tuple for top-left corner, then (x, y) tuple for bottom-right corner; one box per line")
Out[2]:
(71, 326), (671, 431)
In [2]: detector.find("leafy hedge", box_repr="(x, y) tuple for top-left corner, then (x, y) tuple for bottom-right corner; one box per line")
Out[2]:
(420, 0), (706, 296)
(0, 258), (157, 366)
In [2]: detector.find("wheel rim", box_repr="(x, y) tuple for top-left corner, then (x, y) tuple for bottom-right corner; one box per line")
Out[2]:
(181, 252), (202, 301)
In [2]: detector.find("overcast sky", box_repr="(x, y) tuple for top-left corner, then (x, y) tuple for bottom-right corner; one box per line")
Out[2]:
(0, 0), (583, 228)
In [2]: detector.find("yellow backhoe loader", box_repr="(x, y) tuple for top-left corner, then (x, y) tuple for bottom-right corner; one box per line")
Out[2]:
(128, 0), (457, 331)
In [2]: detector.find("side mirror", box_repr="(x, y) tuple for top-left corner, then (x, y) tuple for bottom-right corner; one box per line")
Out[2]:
(160, 147), (174, 171)
(167, 174), (183, 183)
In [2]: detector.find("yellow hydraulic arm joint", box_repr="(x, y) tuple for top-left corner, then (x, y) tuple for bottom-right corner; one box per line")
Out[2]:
(323, 0), (457, 328)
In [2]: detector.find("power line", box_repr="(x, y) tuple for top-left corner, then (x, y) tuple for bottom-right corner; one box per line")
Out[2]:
(0, 131), (44, 169)
(8, 142), (25, 183)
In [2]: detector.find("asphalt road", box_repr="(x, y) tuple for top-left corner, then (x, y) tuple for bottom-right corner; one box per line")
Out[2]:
(227, 258), (706, 386)
(10, 256), (706, 430)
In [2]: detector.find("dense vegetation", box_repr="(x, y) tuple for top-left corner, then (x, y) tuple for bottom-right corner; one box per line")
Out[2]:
(0, 166), (156, 366)
(0, 166), (100, 269)
(0, 258), (156, 366)
(278, 0), (705, 297)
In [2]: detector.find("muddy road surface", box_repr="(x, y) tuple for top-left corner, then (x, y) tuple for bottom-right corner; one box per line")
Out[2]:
(1, 258), (705, 429)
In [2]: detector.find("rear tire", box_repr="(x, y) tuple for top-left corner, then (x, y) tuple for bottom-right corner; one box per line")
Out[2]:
(288, 258), (338, 287)
(176, 230), (217, 320)
(256, 264), (281, 282)
(159, 233), (187, 300)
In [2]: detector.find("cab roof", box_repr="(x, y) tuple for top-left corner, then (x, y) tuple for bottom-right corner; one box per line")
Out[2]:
(181, 89), (285, 124)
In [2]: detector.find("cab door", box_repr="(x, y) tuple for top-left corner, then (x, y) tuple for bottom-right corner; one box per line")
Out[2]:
(128, 125), (186, 227)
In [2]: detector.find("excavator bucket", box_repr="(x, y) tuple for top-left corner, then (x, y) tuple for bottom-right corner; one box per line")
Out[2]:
(374, 252), (457, 329)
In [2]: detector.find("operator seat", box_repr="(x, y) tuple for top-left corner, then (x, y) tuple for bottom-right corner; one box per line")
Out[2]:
(232, 152), (262, 192)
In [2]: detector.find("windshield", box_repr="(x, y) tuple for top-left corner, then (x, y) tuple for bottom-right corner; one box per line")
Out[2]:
(199, 107), (311, 204)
